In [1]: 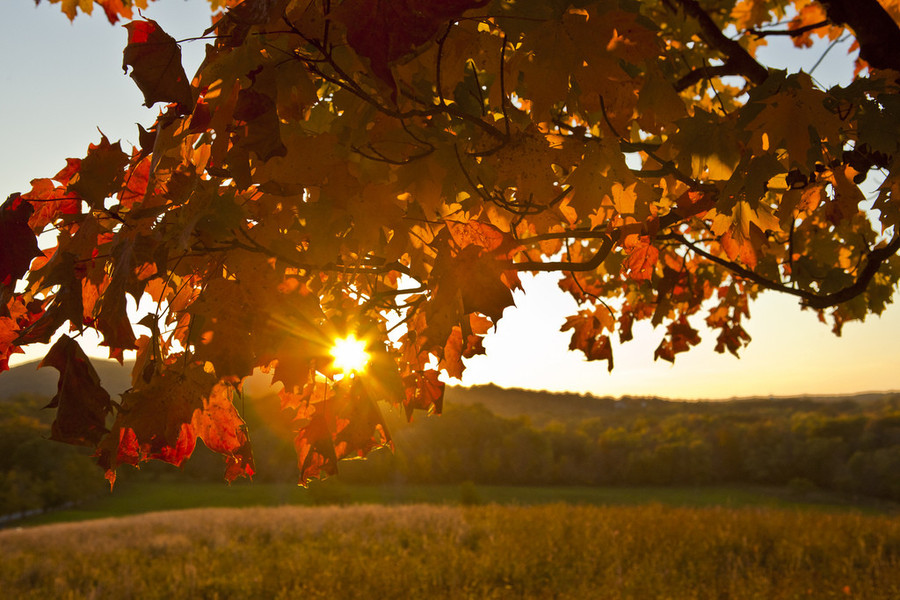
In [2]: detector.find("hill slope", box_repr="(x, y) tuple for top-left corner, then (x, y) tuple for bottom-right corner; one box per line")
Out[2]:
(1, 359), (133, 399)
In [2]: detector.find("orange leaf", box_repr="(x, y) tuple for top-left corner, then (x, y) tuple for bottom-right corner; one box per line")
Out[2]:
(192, 383), (255, 482)
(561, 309), (616, 371)
(623, 237), (659, 281)
(0, 317), (23, 372)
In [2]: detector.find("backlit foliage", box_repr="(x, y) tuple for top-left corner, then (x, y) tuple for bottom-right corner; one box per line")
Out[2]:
(1, 0), (899, 483)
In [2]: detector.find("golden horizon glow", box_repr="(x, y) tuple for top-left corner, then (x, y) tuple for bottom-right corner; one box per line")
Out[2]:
(330, 336), (370, 375)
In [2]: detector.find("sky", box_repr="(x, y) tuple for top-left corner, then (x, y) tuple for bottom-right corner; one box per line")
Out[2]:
(1, 1), (898, 399)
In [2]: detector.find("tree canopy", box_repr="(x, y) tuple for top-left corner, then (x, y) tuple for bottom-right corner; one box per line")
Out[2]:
(1, 0), (899, 485)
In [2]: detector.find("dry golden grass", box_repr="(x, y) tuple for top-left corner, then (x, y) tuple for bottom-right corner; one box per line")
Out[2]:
(3, 503), (900, 599)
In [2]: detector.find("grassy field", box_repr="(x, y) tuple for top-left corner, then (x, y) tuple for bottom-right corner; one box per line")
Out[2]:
(15, 479), (896, 527)
(4, 502), (900, 599)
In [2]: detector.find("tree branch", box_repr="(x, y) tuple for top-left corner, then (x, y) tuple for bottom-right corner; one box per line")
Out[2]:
(818, 0), (900, 72)
(748, 20), (830, 39)
(674, 61), (750, 92)
(662, 232), (900, 310)
(509, 233), (615, 272)
(670, 0), (768, 85)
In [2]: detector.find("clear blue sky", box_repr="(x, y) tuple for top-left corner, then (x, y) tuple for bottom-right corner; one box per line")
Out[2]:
(2, 1), (898, 399)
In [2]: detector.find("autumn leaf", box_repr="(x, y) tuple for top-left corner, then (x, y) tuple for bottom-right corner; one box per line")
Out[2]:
(293, 397), (339, 483)
(123, 19), (194, 112)
(192, 383), (255, 482)
(402, 369), (444, 420)
(446, 219), (507, 252)
(332, 0), (489, 93)
(0, 195), (41, 287)
(41, 0), (151, 24)
(67, 136), (129, 207)
(331, 378), (391, 460)
(561, 307), (616, 371)
(187, 278), (258, 383)
(39, 335), (113, 447)
(623, 237), (659, 281)
(654, 318), (702, 363)
(21, 160), (82, 231)
(0, 317), (24, 372)
(746, 72), (844, 166)
(425, 245), (518, 346)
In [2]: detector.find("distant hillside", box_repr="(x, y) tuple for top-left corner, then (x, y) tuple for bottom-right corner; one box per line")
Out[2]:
(443, 384), (899, 425)
(444, 384), (624, 424)
(1, 359), (133, 399)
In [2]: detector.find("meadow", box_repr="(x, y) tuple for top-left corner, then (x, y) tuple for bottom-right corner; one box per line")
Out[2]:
(16, 478), (895, 527)
(3, 502), (900, 599)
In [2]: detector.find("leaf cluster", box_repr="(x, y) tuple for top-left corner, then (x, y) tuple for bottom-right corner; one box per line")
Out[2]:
(2, 0), (899, 483)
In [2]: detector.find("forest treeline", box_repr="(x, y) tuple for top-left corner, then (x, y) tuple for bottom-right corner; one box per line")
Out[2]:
(338, 391), (900, 502)
(0, 395), (105, 517)
(3, 386), (900, 516)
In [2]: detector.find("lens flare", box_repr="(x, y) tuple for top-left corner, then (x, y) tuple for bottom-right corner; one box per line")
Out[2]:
(330, 335), (370, 374)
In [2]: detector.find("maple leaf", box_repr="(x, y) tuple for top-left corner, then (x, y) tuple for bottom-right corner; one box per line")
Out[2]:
(187, 278), (258, 383)
(192, 383), (255, 482)
(788, 3), (844, 47)
(67, 136), (129, 208)
(623, 237), (659, 281)
(332, 0), (489, 93)
(0, 317), (24, 372)
(654, 318), (702, 364)
(123, 19), (194, 113)
(425, 245), (518, 346)
(21, 160), (82, 232)
(40, 0), (151, 23)
(402, 369), (444, 420)
(293, 395), (339, 483)
(671, 109), (741, 180)
(746, 73), (844, 166)
(39, 336), (113, 446)
(561, 307), (616, 371)
(331, 378), (391, 461)
(0, 195), (41, 288)
(711, 201), (781, 269)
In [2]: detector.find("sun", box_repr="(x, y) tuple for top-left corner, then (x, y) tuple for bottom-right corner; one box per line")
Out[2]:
(330, 335), (370, 375)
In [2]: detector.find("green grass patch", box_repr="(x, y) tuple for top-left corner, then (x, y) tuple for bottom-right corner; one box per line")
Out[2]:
(18, 480), (895, 527)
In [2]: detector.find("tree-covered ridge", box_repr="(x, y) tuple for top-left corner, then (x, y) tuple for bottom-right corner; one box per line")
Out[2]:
(4, 385), (900, 515)
(2, 0), (899, 483)
(343, 389), (900, 501)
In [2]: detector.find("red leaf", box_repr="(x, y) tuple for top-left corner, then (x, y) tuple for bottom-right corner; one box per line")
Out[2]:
(402, 369), (444, 419)
(22, 159), (83, 231)
(97, 364), (213, 475)
(0, 317), (24, 372)
(192, 383), (255, 482)
(333, 0), (489, 94)
(123, 20), (193, 113)
(0, 195), (41, 287)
